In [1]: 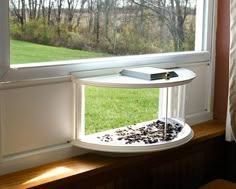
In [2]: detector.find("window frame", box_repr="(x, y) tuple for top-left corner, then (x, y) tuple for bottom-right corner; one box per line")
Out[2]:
(0, 0), (215, 82)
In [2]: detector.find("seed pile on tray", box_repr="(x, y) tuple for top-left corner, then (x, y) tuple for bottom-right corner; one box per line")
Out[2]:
(97, 120), (183, 144)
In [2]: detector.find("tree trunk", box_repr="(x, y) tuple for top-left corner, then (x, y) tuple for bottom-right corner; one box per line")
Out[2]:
(75, 0), (86, 32)
(88, 0), (94, 33)
(47, 0), (53, 25)
(95, 0), (101, 44)
(56, 0), (64, 37)
(139, 0), (145, 36)
(175, 0), (186, 51)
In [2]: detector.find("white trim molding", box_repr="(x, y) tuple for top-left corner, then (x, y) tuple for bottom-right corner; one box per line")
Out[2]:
(0, 0), (10, 79)
(186, 111), (214, 126)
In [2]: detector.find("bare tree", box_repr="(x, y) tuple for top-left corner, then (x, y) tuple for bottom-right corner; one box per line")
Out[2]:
(53, 0), (65, 36)
(139, 0), (145, 36)
(67, 0), (78, 31)
(66, 0), (87, 32)
(87, 0), (95, 33)
(47, 0), (54, 24)
(130, 0), (193, 51)
(103, 0), (115, 38)
(37, 0), (43, 19)
(95, 0), (102, 44)
(10, 0), (26, 29)
(28, 0), (37, 19)
(27, 0), (44, 20)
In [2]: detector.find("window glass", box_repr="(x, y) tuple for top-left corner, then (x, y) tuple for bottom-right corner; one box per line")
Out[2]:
(9, 0), (196, 64)
(85, 86), (159, 134)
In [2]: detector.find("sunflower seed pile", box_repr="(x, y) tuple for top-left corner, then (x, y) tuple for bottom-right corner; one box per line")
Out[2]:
(97, 120), (183, 144)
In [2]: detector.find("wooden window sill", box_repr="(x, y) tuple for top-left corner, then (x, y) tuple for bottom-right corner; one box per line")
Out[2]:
(0, 120), (225, 189)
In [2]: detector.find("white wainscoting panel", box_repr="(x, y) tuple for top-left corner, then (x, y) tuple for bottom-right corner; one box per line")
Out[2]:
(1, 82), (74, 156)
(184, 63), (213, 124)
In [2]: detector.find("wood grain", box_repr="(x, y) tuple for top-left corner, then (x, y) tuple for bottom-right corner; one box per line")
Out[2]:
(0, 120), (225, 189)
(199, 179), (236, 189)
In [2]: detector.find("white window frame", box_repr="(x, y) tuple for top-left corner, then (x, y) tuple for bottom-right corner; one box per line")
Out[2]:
(0, 0), (215, 81)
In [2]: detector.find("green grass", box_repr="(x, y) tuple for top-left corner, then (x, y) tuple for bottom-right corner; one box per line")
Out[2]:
(85, 86), (159, 134)
(10, 39), (107, 64)
(10, 40), (159, 134)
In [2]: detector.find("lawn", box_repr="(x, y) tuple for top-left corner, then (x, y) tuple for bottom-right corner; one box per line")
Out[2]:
(85, 86), (159, 134)
(10, 40), (159, 134)
(10, 40), (108, 64)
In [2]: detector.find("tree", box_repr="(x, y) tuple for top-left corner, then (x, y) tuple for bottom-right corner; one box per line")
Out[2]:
(47, 0), (54, 24)
(66, 0), (86, 32)
(103, 0), (116, 38)
(130, 0), (194, 51)
(75, 0), (87, 31)
(95, 0), (102, 44)
(10, 0), (26, 29)
(54, 0), (65, 36)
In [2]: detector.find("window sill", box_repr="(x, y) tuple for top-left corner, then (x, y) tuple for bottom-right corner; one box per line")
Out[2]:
(0, 120), (225, 189)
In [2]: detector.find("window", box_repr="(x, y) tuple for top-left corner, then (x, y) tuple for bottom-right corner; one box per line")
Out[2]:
(9, 0), (198, 65)
(0, 0), (214, 81)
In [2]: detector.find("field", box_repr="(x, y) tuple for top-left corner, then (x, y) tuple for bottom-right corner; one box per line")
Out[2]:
(10, 40), (159, 134)
(10, 40), (107, 64)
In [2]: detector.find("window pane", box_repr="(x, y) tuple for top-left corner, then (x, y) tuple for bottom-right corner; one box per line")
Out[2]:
(85, 86), (159, 135)
(9, 0), (196, 64)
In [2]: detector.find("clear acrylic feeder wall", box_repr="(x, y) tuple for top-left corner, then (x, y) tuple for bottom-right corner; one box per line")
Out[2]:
(159, 85), (187, 126)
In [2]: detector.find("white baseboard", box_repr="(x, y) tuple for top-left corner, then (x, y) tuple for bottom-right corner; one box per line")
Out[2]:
(186, 111), (213, 126)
